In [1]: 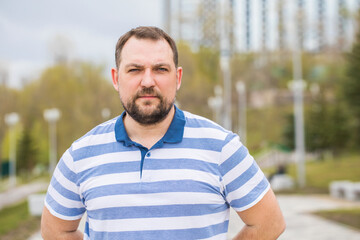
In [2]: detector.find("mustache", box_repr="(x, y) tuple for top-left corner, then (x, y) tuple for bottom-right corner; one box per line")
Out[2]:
(135, 87), (161, 98)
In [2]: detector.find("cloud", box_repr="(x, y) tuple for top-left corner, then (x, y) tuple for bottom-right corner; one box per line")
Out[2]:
(0, 0), (164, 88)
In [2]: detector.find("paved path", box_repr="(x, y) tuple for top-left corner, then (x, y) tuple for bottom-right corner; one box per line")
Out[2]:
(276, 195), (360, 240)
(29, 194), (360, 240)
(0, 181), (48, 210)
(228, 194), (360, 240)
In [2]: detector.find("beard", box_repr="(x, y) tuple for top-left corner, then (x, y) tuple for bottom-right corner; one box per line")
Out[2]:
(121, 87), (174, 126)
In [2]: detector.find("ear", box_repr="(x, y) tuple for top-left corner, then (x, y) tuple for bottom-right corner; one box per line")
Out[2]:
(111, 68), (119, 91)
(176, 67), (183, 91)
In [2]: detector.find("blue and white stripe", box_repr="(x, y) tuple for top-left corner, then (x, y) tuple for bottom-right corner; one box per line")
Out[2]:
(45, 108), (269, 239)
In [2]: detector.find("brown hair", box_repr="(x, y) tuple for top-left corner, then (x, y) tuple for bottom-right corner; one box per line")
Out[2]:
(115, 26), (178, 69)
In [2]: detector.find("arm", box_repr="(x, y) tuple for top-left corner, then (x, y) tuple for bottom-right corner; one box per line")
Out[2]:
(233, 189), (285, 240)
(41, 206), (83, 240)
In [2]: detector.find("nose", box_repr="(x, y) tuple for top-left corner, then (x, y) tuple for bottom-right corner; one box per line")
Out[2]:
(141, 68), (155, 88)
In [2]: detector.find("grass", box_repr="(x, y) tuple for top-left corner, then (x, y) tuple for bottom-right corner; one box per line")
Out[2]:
(0, 174), (49, 239)
(268, 153), (360, 230)
(314, 208), (360, 230)
(284, 153), (360, 193)
(0, 200), (40, 240)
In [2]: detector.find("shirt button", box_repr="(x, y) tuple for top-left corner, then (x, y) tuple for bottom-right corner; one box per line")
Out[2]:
(146, 152), (151, 157)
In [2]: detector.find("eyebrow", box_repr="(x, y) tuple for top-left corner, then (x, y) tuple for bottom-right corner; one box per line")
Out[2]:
(124, 63), (144, 69)
(124, 63), (172, 69)
(153, 63), (171, 69)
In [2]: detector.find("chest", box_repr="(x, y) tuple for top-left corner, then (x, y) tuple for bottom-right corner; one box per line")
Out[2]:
(78, 152), (225, 211)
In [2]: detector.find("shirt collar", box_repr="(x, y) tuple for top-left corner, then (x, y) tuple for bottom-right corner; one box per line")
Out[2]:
(115, 105), (185, 146)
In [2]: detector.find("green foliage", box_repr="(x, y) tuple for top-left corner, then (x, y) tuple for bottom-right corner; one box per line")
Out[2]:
(1, 38), (359, 179)
(282, 97), (350, 155)
(17, 127), (38, 177)
(305, 96), (350, 153)
(282, 113), (295, 151)
(0, 44), (225, 177)
(177, 43), (220, 117)
(324, 103), (351, 152)
(246, 106), (292, 153)
(0, 86), (20, 171)
(196, 46), (220, 84)
(1, 61), (121, 176)
(342, 30), (360, 146)
(19, 62), (121, 160)
(30, 120), (50, 166)
(290, 153), (360, 191)
(231, 53), (281, 90)
(1, 124), (22, 164)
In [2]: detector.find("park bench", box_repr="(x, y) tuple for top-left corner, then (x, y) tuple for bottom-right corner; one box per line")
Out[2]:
(270, 174), (294, 191)
(28, 193), (46, 216)
(329, 181), (360, 201)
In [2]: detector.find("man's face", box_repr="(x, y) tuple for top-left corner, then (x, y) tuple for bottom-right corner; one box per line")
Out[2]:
(111, 37), (182, 125)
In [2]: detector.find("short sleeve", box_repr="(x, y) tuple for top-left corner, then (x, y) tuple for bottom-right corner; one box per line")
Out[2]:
(218, 133), (270, 212)
(44, 148), (86, 220)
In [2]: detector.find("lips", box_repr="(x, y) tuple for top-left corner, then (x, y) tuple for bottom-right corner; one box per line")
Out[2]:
(137, 95), (158, 99)
(135, 88), (161, 101)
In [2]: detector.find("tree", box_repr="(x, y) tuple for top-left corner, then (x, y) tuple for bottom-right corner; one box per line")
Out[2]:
(305, 96), (350, 155)
(21, 61), (121, 158)
(342, 26), (360, 147)
(176, 43), (220, 118)
(305, 97), (331, 153)
(282, 94), (350, 155)
(17, 127), (37, 178)
(0, 85), (19, 176)
(282, 113), (295, 151)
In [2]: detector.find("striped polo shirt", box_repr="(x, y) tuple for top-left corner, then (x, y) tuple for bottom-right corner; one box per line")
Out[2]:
(45, 106), (270, 240)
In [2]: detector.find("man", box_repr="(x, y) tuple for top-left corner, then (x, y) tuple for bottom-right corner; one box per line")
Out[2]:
(41, 26), (285, 240)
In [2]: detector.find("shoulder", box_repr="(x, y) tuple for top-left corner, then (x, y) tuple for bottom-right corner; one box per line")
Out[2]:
(71, 117), (118, 152)
(183, 111), (225, 131)
(182, 111), (237, 143)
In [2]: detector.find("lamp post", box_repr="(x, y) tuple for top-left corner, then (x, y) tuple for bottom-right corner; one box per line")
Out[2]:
(4, 112), (19, 187)
(289, 1), (306, 188)
(208, 85), (223, 124)
(236, 81), (247, 145)
(288, 79), (306, 188)
(43, 108), (61, 174)
(220, 0), (232, 130)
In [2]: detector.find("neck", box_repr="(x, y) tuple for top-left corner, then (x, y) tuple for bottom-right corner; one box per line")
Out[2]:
(123, 106), (175, 149)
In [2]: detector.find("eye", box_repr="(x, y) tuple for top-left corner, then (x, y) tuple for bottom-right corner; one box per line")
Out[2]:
(157, 67), (168, 72)
(128, 68), (140, 73)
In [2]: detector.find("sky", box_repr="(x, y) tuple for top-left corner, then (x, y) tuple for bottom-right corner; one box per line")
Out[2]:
(1, 0), (359, 89)
(0, 0), (164, 89)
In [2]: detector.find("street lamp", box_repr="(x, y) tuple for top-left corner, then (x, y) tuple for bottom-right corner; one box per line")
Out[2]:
(208, 85), (223, 124)
(288, 80), (306, 188)
(289, 1), (306, 188)
(43, 108), (61, 174)
(236, 81), (247, 145)
(220, 0), (232, 130)
(208, 96), (223, 124)
(4, 112), (19, 187)
(101, 108), (111, 120)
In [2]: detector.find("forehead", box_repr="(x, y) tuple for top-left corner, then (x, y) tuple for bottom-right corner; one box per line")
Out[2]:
(120, 37), (174, 66)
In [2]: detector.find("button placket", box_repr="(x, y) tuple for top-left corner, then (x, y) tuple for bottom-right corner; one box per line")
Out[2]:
(142, 150), (152, 181)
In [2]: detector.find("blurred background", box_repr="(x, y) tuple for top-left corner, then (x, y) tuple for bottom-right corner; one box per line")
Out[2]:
(0, 0), (360, 239)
